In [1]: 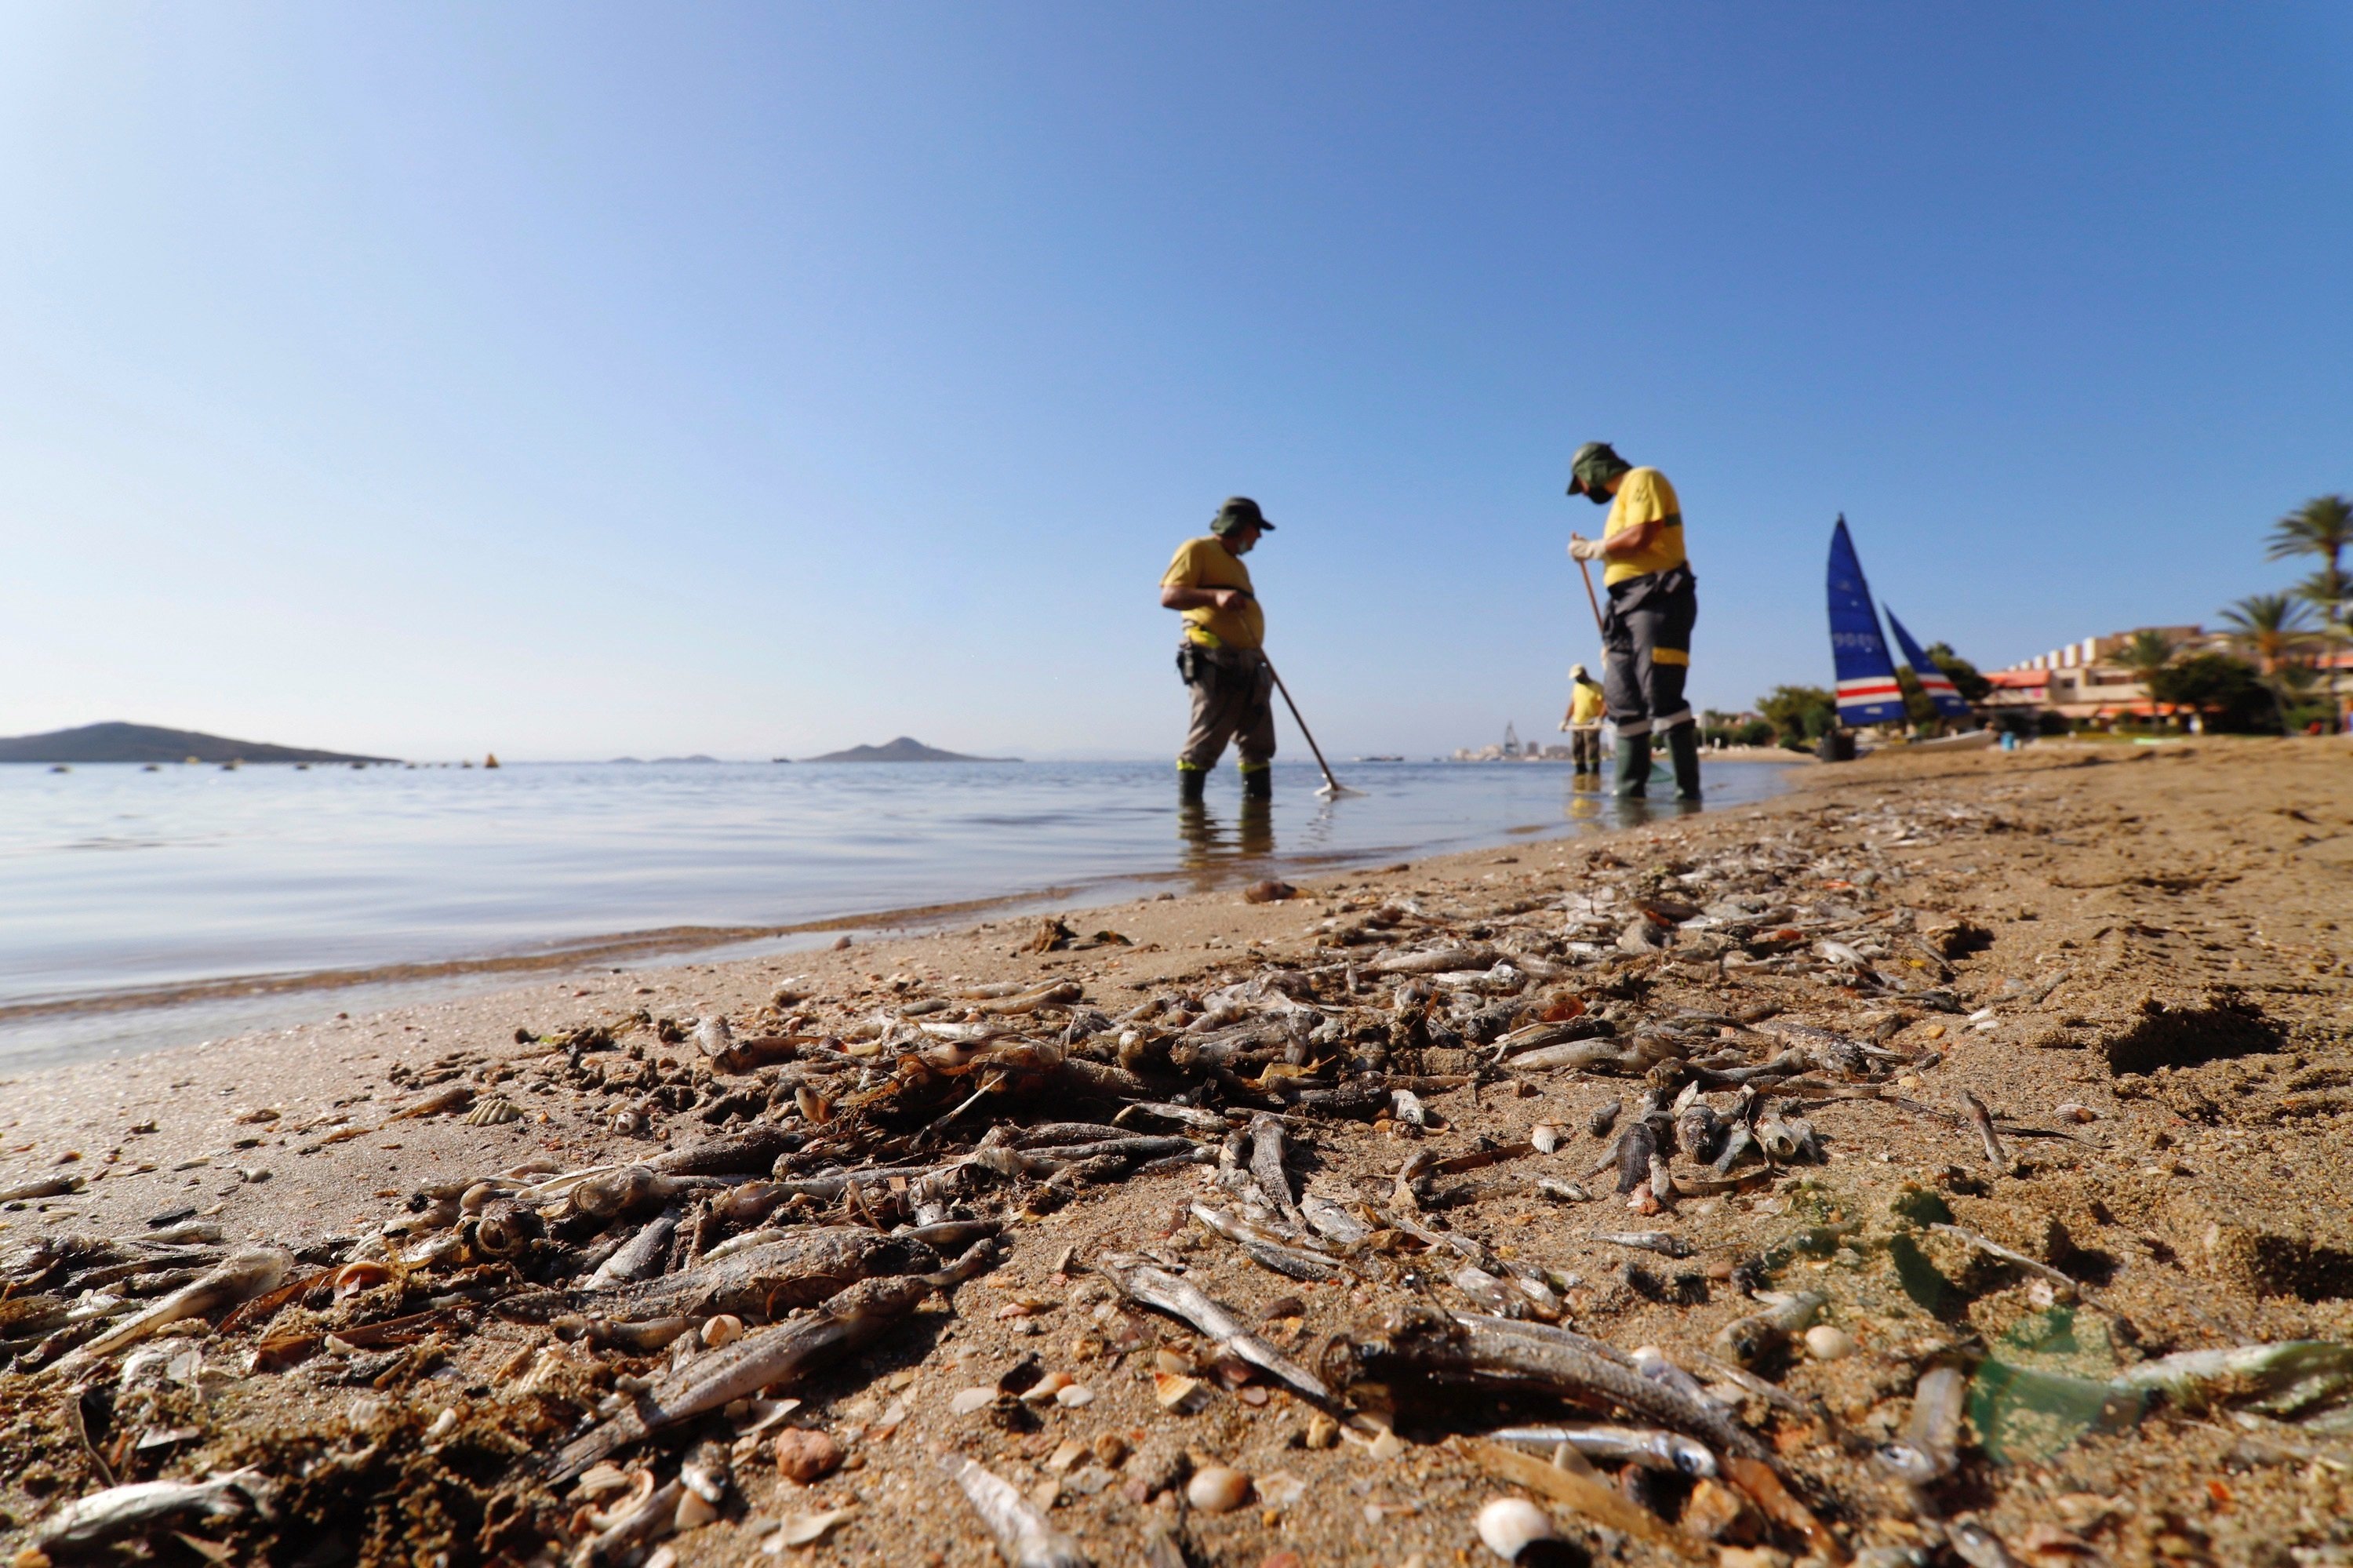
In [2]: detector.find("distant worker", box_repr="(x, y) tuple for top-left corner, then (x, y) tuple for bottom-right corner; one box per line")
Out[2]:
(1160, 497), (1275, 802)
(1566, 442), (1701, 801)
(1558, 663), (1606, 777)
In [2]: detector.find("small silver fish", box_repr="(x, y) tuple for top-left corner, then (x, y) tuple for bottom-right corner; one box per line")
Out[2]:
(47, 1249), (290, 1377)
(34, 1470), (274, 1552)
(942, 1455), (1091, 1568)
(1300, 1192), (1372, 1246)
(1486, 1424), (1718, 1477)
(1594, 1230), (1693, 1259)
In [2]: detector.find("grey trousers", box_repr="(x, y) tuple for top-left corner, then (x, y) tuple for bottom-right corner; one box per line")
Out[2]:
(1602, 567), (1699, 738)
(1178, 643), (1275, 771)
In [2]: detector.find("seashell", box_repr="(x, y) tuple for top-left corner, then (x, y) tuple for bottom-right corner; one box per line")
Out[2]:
(331, 1261), (394, 1301)
(693, 1016), (734, 1057)
(1153, 1371), (1205, 1411)
(1185, 1465), (1251, 1513)
(465, 1096), (523, 1126)
(701, 1314), (744, 1348)
(1805, 1325), (1857, 1361)
(1530, 1122), (1562, 1154)
(1476, 1496), (1560, 1562)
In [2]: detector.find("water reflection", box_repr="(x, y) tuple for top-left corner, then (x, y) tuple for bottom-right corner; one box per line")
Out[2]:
(1176, 792), (1275, 877)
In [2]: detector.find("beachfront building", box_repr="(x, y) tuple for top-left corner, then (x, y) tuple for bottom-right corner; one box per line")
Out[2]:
(1988, 627), (2209, 726)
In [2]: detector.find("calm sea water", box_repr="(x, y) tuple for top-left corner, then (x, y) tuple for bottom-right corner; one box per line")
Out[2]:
(0, 758), (1793, 1065)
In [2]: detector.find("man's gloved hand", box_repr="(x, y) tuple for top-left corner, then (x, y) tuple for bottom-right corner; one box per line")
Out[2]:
(1567, 535), (1608, 562)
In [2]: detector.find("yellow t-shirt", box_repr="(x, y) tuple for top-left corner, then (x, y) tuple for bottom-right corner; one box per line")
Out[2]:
(1161, 537), (1264, 649)
(1569, 681), (1606, 725)
(1601, 467), (1687, 587)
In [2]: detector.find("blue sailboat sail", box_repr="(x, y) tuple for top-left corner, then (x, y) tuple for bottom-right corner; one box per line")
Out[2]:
(1826, 516), (1907, 726)
(1886, 608), (1970, 719)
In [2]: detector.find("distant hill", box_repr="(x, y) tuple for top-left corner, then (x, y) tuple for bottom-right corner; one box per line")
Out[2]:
(802, 736), (1015, 763)
(0, 722), (396, 766)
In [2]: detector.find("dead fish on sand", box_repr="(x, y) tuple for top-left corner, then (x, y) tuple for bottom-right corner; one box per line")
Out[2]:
(33, 1470), (276, 1553)
(941, 1454), (1091, 1568)
(46, 1249), (291, 1377)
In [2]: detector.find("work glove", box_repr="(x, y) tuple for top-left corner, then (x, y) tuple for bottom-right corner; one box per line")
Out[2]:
(1567, 536), (1608, 562)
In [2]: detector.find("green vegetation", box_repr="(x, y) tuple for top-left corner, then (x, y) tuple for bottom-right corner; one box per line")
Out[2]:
(1756, 685), (1837, 749)
(2145, 653), (2278, 733)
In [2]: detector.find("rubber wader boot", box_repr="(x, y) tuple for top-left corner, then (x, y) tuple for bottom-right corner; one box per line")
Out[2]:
(1612, 735), (1651, 799)
(1241, 766), (1273, 801)
(1178, 767), (1207, 804)
(1667, 726), (1702, 802)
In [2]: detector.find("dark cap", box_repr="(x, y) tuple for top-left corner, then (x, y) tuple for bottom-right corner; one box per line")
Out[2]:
(1210, 496), (1273, 535)
(1566, 441), (1630, 497)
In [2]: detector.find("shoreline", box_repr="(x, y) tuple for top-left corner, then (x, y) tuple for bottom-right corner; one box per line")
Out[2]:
(3, 737), (2348, 1566)
(0, 762), (1805, 1065)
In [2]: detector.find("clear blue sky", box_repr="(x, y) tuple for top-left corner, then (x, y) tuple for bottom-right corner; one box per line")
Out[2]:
(3, 4), (2348, 761)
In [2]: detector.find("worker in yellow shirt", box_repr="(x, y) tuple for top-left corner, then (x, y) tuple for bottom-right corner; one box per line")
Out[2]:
(1566, 442), (1701, 802)
(1159, 497), (1275, 802)
(1558, 662), (1606, 778)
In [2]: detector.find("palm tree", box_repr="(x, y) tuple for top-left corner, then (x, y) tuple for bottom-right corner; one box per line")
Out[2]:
(2220, 592), (2314, 732)
(2269, 495), (2352, 729)
(2116, 628), (2177, 729)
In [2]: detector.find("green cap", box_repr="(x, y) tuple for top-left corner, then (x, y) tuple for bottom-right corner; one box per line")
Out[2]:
(1566, 442), (1631, 497)
(1210, 496), (1273, 535)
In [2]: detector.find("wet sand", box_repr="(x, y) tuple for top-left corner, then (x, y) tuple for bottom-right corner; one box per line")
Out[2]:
(3, 737), (2348, 1566)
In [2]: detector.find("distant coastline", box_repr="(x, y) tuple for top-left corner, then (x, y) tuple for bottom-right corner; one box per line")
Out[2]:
(800, 736), (1017, 763)
(0, 721), (395, 766)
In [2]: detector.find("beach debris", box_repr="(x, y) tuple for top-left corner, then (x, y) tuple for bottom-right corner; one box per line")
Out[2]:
(1485, 1424), (1718, 1477)
(943, 1453), (1092, 1568)
(31, 1470), (276, 1554)
(1107, 1261), (1331, 1401)
(1475, 1494), (1562, 1563)
(46, 1249), (291, 1377)
(1185, 1464), (1252, 1512)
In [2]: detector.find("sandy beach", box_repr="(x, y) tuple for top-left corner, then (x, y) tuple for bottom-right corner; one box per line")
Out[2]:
(4, 738), (2349, 1566)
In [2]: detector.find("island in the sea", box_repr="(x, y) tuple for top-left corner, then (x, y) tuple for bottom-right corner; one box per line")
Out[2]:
(801, 736), (1016, 762)
(0, 721), (397, 766)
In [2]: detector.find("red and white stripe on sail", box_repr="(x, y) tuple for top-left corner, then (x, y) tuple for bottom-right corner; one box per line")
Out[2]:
(1913, 668), (1961, 700)
(1837, 676), (1904, 703)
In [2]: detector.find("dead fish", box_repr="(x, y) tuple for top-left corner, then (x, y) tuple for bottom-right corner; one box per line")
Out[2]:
(1485, 1424), (1717, 1478)
(1587, 1100), (1621, 1137)
(475, 1199), (544, 1258)
(568, 1166), (738, 1220)
(1249, 1114), (1305, 1228)
(387, 1084), (475, 1122)
(548, 1240), (994, 1481)
(586, 1207), (683, 1290)
(1947, 1521), (2023, 1568)
(1958, 1090), (2007, 1166)
(1327, 1306), (1773, 1465)
(2110, 1340), (2353, 1416)
(1877, 1364), (1965, 1489)
(587, 1227), (944, 1322)
(1300, 1192), (1372, 1246)
(0, 1176), (85, 1202)
(47, 1249), (291, 1377)
(1536, 1178), (1592, 1204)
(1674, 1104), (1721, 1162)
(1452, 1264), (1522, 1315)
(1616, 1120), (1657, 1195)
(464, 1096), (523, 1126)
(1618, 918), (1666, 955)
(1107, 1261), (1330, 1402)
(1709, 1121), (1757, 1176)
(32, 1469), (275, 1552)
(1507, 1039), (1646, 1073)
(1595, 1230), (1693, 1260)
(941, 1454), (1092, 1568)
(1714, 1291), (1826, 1368)
(693, 1016), (735, 1057)
(1391, 1089), (1431, 1128)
